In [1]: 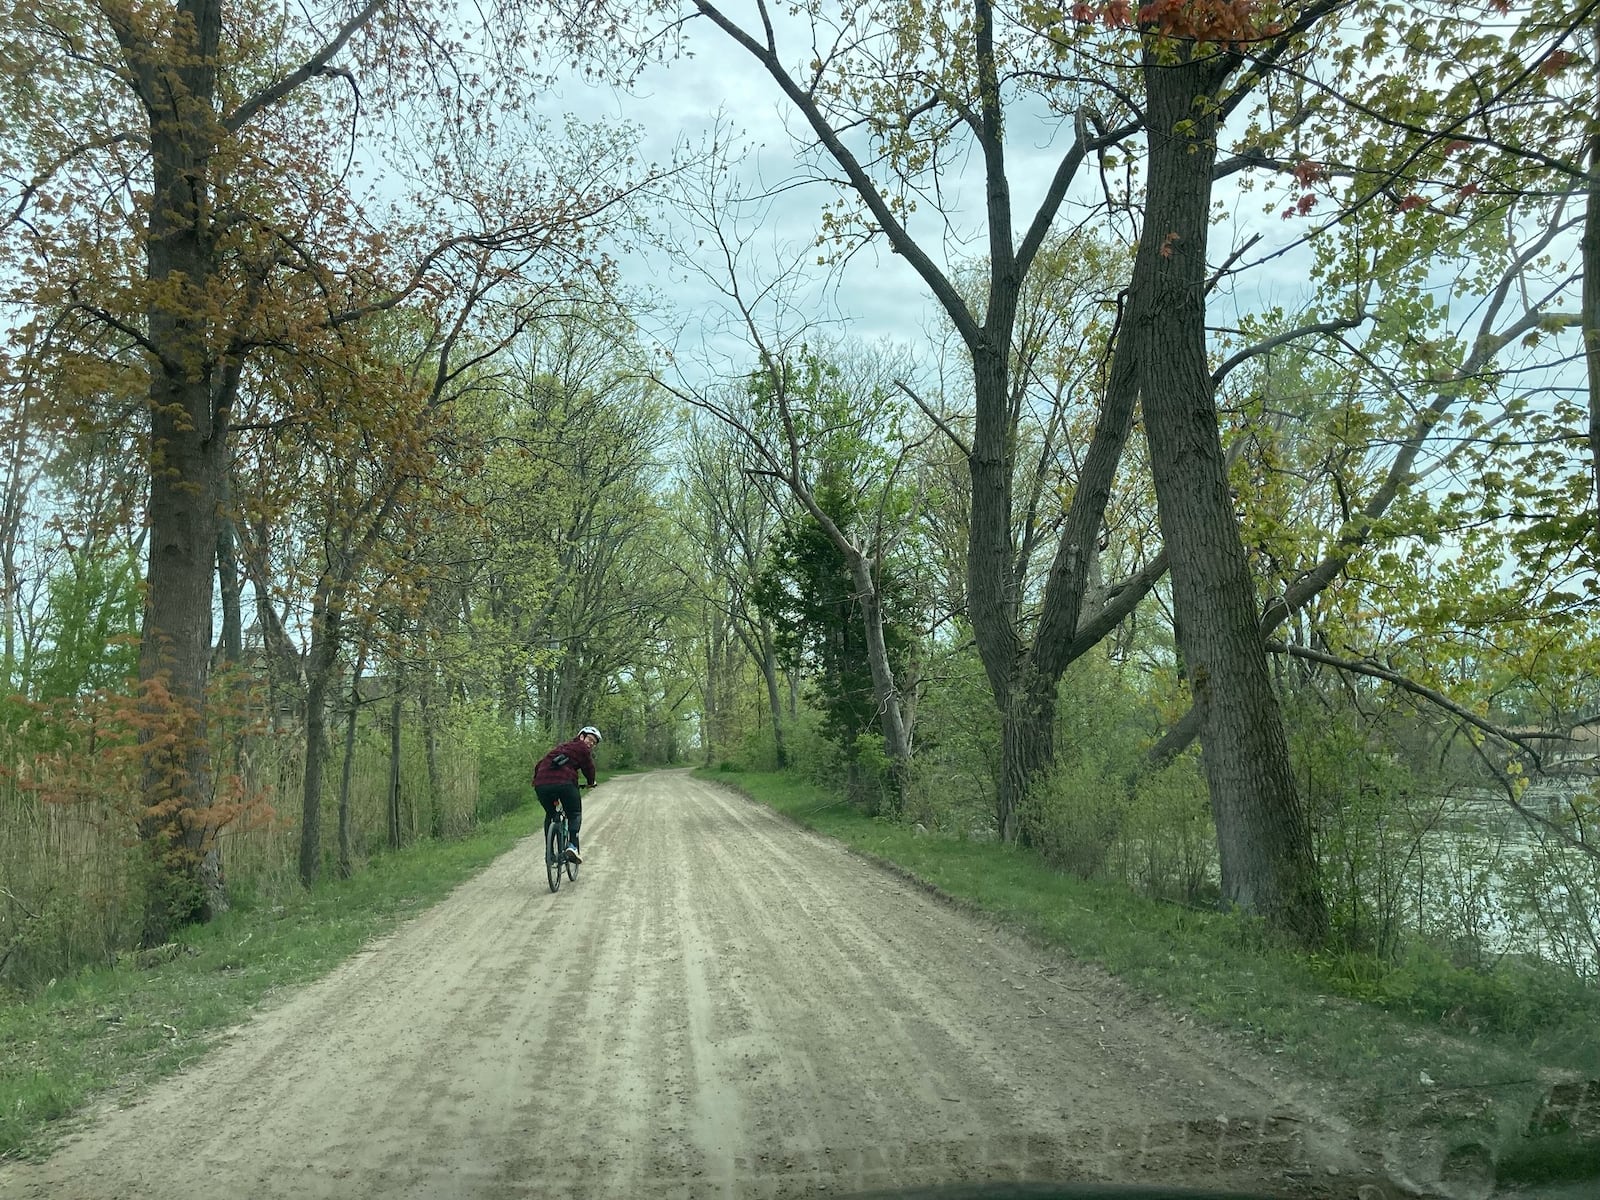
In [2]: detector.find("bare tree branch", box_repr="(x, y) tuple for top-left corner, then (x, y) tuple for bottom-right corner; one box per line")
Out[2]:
(1268, 639), (1600, 864)
(1211, 312), (1370, 387)
(894, 378), (972, 458)
(225, 0), (387, 134)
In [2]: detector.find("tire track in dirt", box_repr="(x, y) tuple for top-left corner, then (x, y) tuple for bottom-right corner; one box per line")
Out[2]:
(0, 770), (1369, 1199)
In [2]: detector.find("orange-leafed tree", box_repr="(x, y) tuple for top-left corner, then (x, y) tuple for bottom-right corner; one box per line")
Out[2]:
(0, 0), (659, 942)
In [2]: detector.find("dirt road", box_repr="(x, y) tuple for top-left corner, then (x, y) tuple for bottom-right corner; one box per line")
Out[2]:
(0, 771), (1374, 1199)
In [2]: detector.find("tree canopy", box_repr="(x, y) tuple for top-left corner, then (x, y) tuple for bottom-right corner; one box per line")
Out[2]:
(3, 0), (1598, 964)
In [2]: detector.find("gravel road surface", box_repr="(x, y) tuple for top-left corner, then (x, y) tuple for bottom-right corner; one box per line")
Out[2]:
(0, 770), (1375, 1199)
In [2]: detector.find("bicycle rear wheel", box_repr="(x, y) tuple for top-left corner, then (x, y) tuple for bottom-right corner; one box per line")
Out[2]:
(546, 820), (563, 892)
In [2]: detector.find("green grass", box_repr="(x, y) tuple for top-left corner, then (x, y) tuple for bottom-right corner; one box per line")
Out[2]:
(0, 802), (544, 1160)
(710, 768), (1600, 1174)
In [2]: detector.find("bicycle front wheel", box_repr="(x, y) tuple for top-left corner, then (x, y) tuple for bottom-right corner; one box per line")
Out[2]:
(565, 841), (579, 882)
(546, 821), (563, 893)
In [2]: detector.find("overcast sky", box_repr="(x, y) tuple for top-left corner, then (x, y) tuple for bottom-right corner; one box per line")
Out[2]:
(544, 10), (1325, 384)
(578, 55), (954, 357)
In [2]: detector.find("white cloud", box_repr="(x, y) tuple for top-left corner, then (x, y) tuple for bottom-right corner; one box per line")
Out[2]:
(558, 14), (1325, 381)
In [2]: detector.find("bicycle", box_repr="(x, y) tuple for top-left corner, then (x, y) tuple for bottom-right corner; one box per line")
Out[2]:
(545, 796), (579, 892)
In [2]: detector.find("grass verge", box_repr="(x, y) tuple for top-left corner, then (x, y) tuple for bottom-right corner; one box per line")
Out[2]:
(0, 802), (543, 1161)
(706, 768), (1600, 1186)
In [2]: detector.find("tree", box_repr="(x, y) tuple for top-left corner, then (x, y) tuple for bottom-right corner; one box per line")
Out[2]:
(0, 342), (146, 710)
(1123, 10), (1331, 941)
(432, 310), (685, 750)
(1306, 0), (1600, 552)
(677, 413), (792, 767)
(561, 0), (1346, 936)
(664, 328), (927, 800)
(233, 330), (429, 887)
(2, 0), (659, 937)
(619, 44), (1151, 834)
(31, 547), (143, 704)
(1138, 3), (1600, 835)
(755, 463), (918, 793)
(0, 336), (53, 699)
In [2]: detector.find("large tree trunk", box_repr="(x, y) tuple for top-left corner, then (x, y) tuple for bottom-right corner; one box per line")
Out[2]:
(1136, 43), (1327, 946)
(998, 668), (1057, 842)
(138, 345), (230, 942)
(967, 343), (1029, 837)
(130, 0), (234, 945)
(138, 373), (232, 931)
(1584, 67), (1600, 552)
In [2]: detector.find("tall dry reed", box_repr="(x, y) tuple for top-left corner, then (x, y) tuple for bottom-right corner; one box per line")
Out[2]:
(1, 704), (481, 995)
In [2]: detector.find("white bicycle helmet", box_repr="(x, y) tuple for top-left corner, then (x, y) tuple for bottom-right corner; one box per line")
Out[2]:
(579, 725), (603, 743)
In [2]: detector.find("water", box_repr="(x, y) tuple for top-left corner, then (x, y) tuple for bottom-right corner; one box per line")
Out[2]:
(1411, 784), (1598, 977)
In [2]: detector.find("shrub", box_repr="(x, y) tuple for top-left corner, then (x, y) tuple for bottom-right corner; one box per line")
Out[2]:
(1114, 757), (1216, 904)
(900, 640), (998, 837)
(1290, 703), (1444, 960)
(0, 876), (130, 996)
(469, 715), (540, 820)
(1021, 755), (1129, 878)
(1500, 792), (1600, 981)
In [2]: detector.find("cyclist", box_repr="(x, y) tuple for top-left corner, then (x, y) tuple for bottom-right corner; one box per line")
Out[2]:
(533, 725), (601, 864)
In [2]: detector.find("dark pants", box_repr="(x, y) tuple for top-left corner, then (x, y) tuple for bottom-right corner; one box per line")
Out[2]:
(536, 782), (583, 850)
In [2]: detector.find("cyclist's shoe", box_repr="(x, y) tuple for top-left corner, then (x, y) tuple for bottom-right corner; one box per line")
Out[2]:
(565, 846), (583, 864)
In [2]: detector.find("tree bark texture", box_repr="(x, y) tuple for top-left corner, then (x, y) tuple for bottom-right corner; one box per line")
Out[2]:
(1135, 43), (1327, 945)
(967, 339), (1030, 837)
(1583, 64), (1600, 554)
(120, 0), (236, 943)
